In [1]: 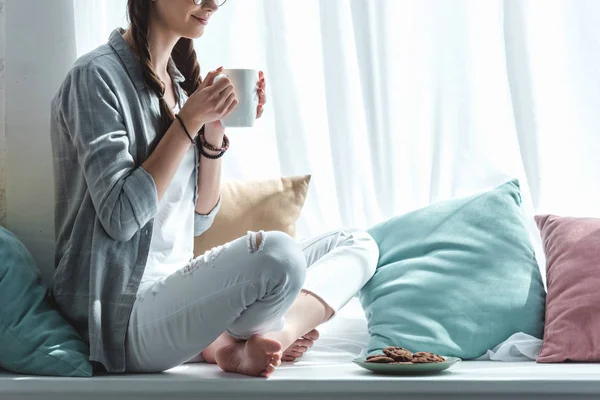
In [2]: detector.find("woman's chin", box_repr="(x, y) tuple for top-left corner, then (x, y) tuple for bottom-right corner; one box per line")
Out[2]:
(184, 27), (206, 40)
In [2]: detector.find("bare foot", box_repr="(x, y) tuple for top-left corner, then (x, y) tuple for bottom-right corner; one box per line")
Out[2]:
(282, 329), (320, 362)
(215, 334), (282, 378)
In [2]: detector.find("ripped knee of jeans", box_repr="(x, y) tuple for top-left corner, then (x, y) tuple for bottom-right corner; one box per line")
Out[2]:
(247, 230), (266, 254)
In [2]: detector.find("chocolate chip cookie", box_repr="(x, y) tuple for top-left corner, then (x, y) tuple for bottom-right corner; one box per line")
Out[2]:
(365, 355), (395, 364)
(411, 352), (446, 363)
(383, 346), (413, 362)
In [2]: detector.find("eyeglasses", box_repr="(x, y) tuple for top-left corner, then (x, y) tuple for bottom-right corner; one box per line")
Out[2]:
(194, 0), (227, 6)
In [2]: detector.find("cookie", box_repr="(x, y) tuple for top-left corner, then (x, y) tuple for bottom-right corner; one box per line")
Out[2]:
(383, 346), (413, 362)
(411, 352), (446, 363)
(390, 361), (413, 365)
(365, 355), (395, 364)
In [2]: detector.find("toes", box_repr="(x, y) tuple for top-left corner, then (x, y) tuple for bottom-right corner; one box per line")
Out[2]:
(303, 329), (320, 341)
(283, 341), (310, 359)
(271, 351), (282, 363)
(283, 348), (304, 358)
(271, 356), (282, 367)
(270, 352), (282, 367)
(282, 346), (304, 357)
(294, 339), (314, 349)
(282, 355), (297, 362)
(261, 365), (275, 378)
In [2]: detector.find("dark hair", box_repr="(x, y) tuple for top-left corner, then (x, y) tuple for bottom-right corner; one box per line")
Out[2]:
(127, 0), (202, 134)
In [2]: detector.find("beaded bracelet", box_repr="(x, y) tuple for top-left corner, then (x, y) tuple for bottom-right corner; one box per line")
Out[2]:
(199, 145), (227, 160)
(199, 133), (230, 153)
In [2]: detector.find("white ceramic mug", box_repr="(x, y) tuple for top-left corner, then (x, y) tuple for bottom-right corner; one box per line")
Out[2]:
(214, 69), (259, 128)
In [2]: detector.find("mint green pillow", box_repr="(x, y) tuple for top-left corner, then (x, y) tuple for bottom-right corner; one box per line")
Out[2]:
(0, 227), (92, 376)
(359, 180), (545, 359)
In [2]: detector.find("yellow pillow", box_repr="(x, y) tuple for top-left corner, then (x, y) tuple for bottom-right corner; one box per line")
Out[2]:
(193, 175), (311, 256)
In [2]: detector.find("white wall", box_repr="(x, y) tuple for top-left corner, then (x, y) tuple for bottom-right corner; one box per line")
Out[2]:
(0, 0), (6, 227)
(6, 0), (77, 282)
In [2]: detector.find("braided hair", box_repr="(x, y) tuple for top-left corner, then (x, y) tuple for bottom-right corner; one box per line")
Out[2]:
(127, 0), (203, 134)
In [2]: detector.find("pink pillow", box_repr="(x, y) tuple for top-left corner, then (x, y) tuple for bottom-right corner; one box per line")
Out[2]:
(536, 214), (600, 363)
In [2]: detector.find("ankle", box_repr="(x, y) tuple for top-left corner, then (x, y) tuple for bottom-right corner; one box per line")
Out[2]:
(201, 349), (216, 364)
(265, 325), (298, 349)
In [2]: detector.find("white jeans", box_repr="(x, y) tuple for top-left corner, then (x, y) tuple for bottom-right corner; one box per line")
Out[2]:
(125, 229), (379, 372)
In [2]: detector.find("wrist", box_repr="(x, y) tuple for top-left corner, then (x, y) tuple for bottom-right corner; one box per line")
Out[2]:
(204, 124), (225, 147)
(204, 134), (223, 149)
(177, 109), (204, 136)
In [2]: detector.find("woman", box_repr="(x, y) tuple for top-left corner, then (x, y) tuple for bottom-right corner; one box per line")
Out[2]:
(50, 0), (378, 378)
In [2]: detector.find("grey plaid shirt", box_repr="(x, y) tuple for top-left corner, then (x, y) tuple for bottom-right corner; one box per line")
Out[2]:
(50, 29), (219, 373)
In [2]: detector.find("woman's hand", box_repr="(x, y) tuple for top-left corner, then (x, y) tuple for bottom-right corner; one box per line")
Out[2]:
(200, 68), (227, 144)
(257, 70), (267, 119)
(177, 67), (238, 138)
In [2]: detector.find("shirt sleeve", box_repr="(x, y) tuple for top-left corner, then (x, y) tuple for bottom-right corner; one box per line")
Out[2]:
(58, 67), (159, 242)
(194, 196), (221, 237)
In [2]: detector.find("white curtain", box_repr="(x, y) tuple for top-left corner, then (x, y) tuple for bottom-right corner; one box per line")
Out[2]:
(0, 0), (6, 226)
(72, 0), (600, 250)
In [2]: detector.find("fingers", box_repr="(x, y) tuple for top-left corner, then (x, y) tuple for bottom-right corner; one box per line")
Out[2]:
(201, 66), (224, 88)
(258, 88), (266, 106)
(256, 72), (266, 119)
(222, 92), (239, 115)
(212, 78), (237, 115)
(257, 71), (267, 105)
(207, 75), (234, 95)
(207, 84), (234, 113)
(217, 83), (235, 102)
